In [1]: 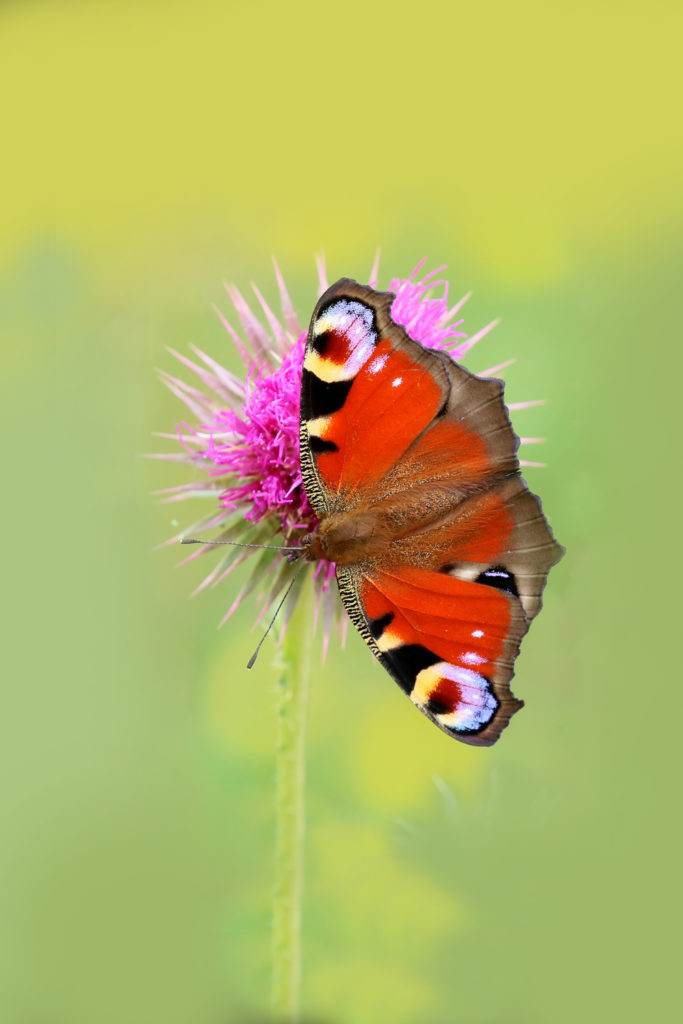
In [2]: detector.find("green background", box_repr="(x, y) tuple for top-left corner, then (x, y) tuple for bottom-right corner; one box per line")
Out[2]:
(4, 1), (681, 1022)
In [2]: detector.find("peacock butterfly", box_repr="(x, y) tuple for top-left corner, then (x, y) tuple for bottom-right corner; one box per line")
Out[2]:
(297, 279), (563, 746)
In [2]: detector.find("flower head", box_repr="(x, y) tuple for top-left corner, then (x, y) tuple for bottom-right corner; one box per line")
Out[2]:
(154, 256), (543, 650)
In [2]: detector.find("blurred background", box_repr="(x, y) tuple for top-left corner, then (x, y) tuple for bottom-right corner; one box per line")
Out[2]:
(3, 1), (681, 1022)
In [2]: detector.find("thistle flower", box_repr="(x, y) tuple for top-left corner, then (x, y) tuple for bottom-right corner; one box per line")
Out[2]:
(153, 256), (544, 652)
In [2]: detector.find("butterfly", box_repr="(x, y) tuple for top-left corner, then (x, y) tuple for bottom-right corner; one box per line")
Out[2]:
(298, 279), (563, 746)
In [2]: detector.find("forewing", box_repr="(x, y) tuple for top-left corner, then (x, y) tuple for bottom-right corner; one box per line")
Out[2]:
(337, 564), (527, 746)
(300, 279), (518, 516)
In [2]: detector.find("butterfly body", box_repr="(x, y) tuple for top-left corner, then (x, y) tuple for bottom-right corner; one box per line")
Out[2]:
(302, 479), (507, 567)
(299, 279), (563, 746)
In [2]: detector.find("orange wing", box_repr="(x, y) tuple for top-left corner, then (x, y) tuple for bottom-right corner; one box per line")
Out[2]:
(380, 474), (563, 625)
(300, 279), (518, 515)
(335, 473), (562, 746)
(337, 564), (527, 746)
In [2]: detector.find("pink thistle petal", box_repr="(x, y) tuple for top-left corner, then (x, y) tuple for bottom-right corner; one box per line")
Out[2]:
(251, 284), (289, 356)
(225, 284), (273, 365)
(443, 291), (471, 321)
(369, 249), (381, 287)
(450, 319), (500, 360)
(315, 253), (328, 297)
(210, 550), (255, 590)
(165, 347), (234, 401)
(145, 451), (206, 464)
(213, 305), (253, 369)
(174, 420), (205, 456)
(196, 334), (317, 537)
(191, 562), (227, 597)
(152, 431), (207, 444)
(479, 359), (516, 377)
(215, 545), (282, 624)
(190, 543), (248, 596)
(189, 345), (246, 401)
(154, 482), (223, 503)
(508, 399), (546, 411)
(157, 371), (213, 421)
(418, 264), (447, 286)
(407, 258), (427, 281)
(273, 257), (301, 337)
(389, 267), (469, 350)
(218, 590), (245, 627)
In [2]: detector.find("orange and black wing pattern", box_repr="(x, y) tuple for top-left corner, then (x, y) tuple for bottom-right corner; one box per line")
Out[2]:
(301, 279), (455, 512)
(299, 279), (563, 745)
(337, 564), (528, 746)
(335, 474), (562, 745)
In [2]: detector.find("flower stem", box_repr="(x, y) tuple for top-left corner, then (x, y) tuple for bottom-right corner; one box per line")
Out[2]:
(271, 575), (313, 1022)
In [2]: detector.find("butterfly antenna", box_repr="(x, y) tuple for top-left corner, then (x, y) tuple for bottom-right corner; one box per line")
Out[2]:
(181, 537), (301, 553)
(246, 566), (304, 670)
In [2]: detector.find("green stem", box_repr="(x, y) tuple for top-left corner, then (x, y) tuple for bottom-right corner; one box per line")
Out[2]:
(271, 575), (313, 1022)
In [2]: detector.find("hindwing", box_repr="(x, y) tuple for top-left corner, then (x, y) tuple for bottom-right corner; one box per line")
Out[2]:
(337, 564), (527, 746)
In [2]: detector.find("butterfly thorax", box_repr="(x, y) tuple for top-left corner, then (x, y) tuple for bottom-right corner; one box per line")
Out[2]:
(301, 510), (383, 566)
(301, 485), (474, 568)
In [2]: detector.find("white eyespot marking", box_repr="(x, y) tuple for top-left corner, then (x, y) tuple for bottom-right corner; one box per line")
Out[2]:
(391, 376), (403, 387)
(314, 298), (374, 339)
(472, 629), (484, 638)
(461, 651), (486, 666)
(309, 299), (377, 381)
(412, 661), (497, 732)
(369, 354), (388, 375)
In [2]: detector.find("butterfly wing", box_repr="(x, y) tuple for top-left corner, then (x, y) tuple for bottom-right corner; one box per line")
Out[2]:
(381, 470), (563, 625)
(300, 278), (563, 745)
(337, 563), (528, 746)
(335, 473), (562, 745)
(300, 278), (518, 515)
